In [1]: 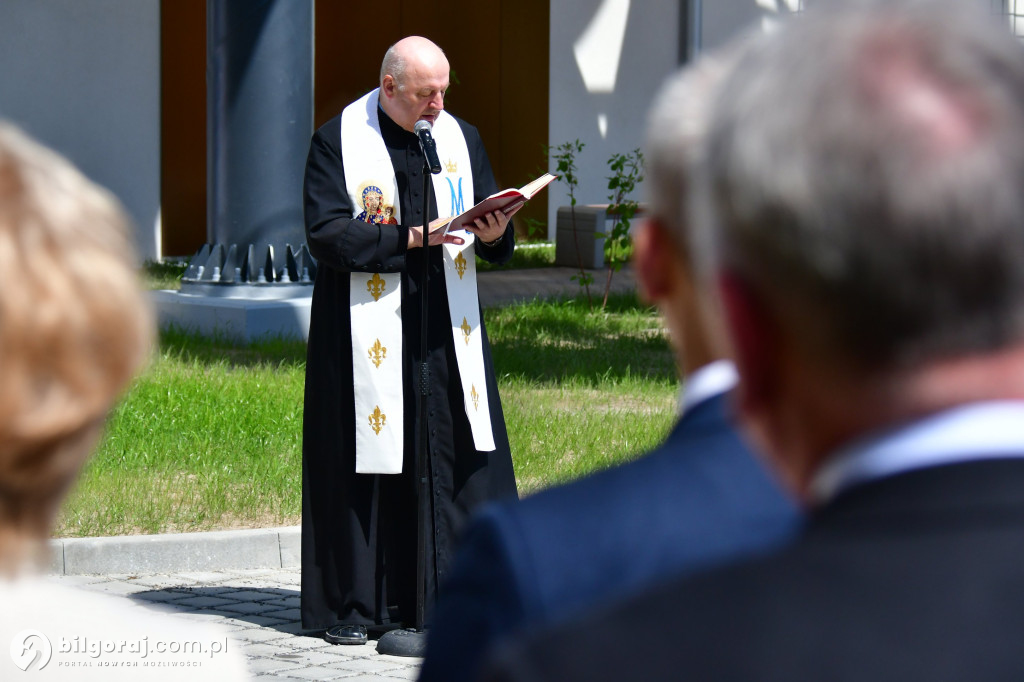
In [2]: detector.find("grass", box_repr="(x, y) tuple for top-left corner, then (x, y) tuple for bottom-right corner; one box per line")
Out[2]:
(56, 329), (307, 537)
(56, 261), (676, 537)
(144, 259), (187, 290)
(476, 241), (555, 271)
(488, 293), (677, 492)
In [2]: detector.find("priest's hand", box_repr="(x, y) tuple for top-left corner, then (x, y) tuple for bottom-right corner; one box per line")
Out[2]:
(408, 216), (464, 249)
(466, 210), (509, 246)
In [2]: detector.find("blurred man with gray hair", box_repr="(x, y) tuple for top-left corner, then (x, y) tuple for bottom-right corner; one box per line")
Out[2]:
(482, 1), (1024, 679)
(418, 43), (798, 682)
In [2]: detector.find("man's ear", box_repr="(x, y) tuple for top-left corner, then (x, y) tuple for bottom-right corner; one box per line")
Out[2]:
(717, 270), (780, 422)
(633, 218), (677, 305)
(381, 74), (396, 99)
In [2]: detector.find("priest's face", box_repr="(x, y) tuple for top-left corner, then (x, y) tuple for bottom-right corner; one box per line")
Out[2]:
(381, 46), (449, 132)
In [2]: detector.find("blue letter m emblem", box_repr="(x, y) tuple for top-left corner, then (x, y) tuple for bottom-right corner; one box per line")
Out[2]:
(446, 177), (465, 217)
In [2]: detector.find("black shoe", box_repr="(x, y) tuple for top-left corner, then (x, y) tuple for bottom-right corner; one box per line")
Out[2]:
(324, 624), (368, 645)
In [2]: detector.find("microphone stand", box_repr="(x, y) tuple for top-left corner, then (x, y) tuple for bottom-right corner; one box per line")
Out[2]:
(377, 140), (439, 658)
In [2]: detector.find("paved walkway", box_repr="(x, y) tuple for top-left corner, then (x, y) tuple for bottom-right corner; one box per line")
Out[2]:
(41, 265), (639, 679)
(49, 567), (419, 680)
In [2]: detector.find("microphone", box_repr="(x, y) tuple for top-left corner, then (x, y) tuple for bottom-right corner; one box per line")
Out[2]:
(414, 119), (443, 175)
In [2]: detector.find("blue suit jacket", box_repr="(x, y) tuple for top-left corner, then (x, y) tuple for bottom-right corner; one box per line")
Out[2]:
(418, 391), (801, 682)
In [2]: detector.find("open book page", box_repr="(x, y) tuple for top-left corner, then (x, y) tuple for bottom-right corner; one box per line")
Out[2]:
(432, 173), (558, 236)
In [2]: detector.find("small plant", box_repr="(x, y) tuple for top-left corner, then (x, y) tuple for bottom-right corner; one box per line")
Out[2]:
(548, 140), (593, 308)
(143, 259), (188, 291)
(601, 149), (644, 308)
(519, 215), (547, 242)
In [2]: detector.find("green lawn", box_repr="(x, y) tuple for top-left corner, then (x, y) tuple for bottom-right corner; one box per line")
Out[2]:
(54, 281), (677, 537)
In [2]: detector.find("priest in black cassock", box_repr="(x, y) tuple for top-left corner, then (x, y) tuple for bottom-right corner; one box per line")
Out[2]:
(300, 36), (518, 646)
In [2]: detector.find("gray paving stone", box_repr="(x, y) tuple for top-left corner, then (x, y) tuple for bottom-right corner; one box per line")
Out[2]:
(232, 628), (294, 644)
(271, 666), (351, 681)
(48, 573), (108, 586)
(174, 584), (242, 596)
(262, 597), (301, 609)
(172, 594), (246, 609)
(275, 620), (317, 635)
(122, 574), (190, 588)
(75, 579), (153, 596)
(242, 656), (306, 674)
(175, 611), (246, 624)
(239, 642), (298, 658)
(218, 589), (284, 601)
(377, 654), (425, 666)
(322, 656), (411, 674)
(262, 607), (301, 621)
(375, 668), (422, 681)
(130, 589), (192, 603)
(276, 649), (359, 667)
(171, 571), (240, 584)
(221, 614), (291, 628)
(283, 635), (336, 651)
(342, 643), (394, 658)
(225, 568), (283, 578)
(218, 600), (282, 615)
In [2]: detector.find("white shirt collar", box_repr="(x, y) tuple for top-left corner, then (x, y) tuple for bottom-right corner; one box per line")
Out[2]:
(679, 360), (738, 416)
(809, 400), (1024, 504)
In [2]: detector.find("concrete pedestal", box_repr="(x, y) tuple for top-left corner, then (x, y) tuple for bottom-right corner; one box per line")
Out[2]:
(152, 289), (311, 342)
(555, 204), (608, 269)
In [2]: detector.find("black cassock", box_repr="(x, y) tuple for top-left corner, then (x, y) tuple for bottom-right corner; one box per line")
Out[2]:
(300, 106), (518, 630)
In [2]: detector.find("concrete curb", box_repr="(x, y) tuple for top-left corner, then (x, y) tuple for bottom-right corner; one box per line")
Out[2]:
(49, 525), (301, 575)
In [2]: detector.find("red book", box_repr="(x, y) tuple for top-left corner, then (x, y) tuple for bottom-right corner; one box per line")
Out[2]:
(432, 173), (557, 236)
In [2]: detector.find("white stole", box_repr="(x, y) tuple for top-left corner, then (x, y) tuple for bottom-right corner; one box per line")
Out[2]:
(341, 89), (495, 474)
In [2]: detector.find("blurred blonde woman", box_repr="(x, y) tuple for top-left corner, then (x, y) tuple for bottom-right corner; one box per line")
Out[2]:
(0, 123), (247, 679)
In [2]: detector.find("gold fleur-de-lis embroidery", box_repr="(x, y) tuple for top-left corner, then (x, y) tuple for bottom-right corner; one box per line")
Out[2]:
(367, 273), (386, 301)
(461, 317), (472, 345)
(368, 338), (387, 368)
(471, 384), (480, 411)
(368, 406), (387, 435)
(454, 251), (467, 280)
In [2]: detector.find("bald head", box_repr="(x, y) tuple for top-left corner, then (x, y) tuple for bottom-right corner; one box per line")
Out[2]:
(379, 36), (450, 132)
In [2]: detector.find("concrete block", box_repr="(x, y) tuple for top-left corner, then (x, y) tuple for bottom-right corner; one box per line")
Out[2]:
(55, 526), (295, 575)
(279, 526), (302, 568)
(555, 205), (607, 269)
(48, 542), (64, 575)
(151, 290), (312, 341)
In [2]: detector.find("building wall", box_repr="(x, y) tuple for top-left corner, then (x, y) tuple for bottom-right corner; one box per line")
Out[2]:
(0, 0), (161, 261)
(547, 0), (682, 239)
(699, 0), (800, 52)
(546, 0), (813, 240)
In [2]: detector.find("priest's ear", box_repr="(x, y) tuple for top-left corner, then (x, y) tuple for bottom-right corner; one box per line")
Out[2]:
(381, 74), (397, 99)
